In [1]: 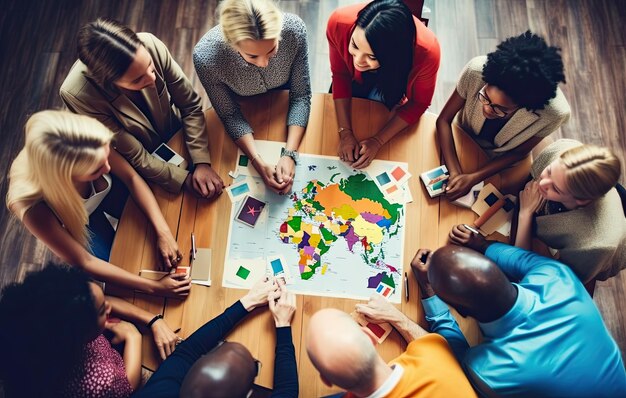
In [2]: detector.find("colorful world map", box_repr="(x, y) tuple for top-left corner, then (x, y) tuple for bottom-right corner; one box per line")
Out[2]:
(279, 173), (402, 290)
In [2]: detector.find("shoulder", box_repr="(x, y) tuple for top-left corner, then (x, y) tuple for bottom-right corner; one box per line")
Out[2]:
(456, 56), (487, 95)
(327, 3), (360, 35)
(138, 32), (171, 68)
(60, 59), (93, 98)
(282, 13), (307, 36)
(464, 56), (487, 77)
(536, 87), (571, 120)
(193, 25), (230, 69)
(414, 19), (440, 60)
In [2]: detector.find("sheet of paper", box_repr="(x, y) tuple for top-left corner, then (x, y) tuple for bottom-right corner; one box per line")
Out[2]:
(223, 258), (267, 289)
(191, 248), (212, 286)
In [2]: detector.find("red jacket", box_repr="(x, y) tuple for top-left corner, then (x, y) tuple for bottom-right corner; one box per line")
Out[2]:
(326, 2), (440, 124)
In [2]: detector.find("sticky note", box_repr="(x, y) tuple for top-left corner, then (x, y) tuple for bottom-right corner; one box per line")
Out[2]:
(238, 155), (249, 166)
(391, 166), (406, 181)
(376, 172), (391, 186)
(236, 266), (251, 280)
(271, 258), (284, 274)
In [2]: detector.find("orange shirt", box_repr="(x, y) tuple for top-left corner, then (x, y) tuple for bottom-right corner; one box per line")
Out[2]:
(342, 334), (477, 398)
(326, 2), (440, 124)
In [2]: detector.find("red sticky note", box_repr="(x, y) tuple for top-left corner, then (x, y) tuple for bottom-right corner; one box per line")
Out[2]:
(391, 167), (406, 181)
(367, 322), (386, 339)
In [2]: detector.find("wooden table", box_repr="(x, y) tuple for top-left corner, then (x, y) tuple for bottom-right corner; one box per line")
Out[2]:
(110, 92), (506, 396)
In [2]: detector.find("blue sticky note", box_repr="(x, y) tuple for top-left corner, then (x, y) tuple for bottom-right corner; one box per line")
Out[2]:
(271, 259), (284, 274)
(231, 183), (250, 197)
(376, 172), (391, 185)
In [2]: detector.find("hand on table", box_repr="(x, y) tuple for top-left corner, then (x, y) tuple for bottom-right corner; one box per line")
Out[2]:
(240, 276), (280, 311)
(156, 232), (183, 271)
(352, 137), (382, 169)
(409, 249), (435, 298)
(338, 130), (360, 163)
(519, 180), (546, 216)
(355, 294), (403, 325)
(255, 158), (289, 194)
(445, 173), (477, 201)
(150, 317), (181, 360)
(154, 273), (191, 298)
(449, 224), (488, 252)
(189, 163), (224, 200)
(268, 282), (296, 327)
(105, 320), (141, 345)
(275, 156), (295, 195)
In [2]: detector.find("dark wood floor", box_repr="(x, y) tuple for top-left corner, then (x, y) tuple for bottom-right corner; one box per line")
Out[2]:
(1, 0), (625, 367)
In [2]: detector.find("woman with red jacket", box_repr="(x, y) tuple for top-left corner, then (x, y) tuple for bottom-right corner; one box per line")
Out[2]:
(327, 0), (440, 168)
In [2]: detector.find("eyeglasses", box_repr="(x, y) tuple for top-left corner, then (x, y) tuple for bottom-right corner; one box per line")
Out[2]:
(477, 87), (511, 118)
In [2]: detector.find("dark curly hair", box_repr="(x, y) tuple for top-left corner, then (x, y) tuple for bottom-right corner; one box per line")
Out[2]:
(482, 30), (565, 110)
(0, 264), (98, 397)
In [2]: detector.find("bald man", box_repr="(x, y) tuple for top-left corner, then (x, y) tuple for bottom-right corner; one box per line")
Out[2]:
(133, 278), (298, 398)
(306, 308), (476, 397)
(368, 240), (626, 397)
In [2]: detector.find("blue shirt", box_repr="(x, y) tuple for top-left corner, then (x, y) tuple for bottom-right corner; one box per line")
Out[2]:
(422, 243), (626, 397)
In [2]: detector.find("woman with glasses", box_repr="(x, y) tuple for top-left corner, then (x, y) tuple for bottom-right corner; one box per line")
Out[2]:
(436, 31), (570, 200)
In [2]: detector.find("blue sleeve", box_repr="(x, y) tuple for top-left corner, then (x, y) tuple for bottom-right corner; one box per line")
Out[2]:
(422, 296), (470, 361)
(134, 301), (249, 397)
(271, 327), (298, 398)
(485, 242), (557, 281)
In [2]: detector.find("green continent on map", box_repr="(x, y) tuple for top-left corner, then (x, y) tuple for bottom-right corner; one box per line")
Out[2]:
(279, 174), (402, 282)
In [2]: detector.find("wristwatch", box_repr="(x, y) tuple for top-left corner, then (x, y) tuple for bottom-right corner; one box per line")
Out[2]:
(280, 147), (299, 165)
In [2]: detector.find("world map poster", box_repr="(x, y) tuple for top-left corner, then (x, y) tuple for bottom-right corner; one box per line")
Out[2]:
(223, 143), (407, 303)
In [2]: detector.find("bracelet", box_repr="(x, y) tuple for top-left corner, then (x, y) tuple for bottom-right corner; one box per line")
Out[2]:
(338, 127), (353, 135)
(147, 314), (163, 328)
(250, 154), (261, 165)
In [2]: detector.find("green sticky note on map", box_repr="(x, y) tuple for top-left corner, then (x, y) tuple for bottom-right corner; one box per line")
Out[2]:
(238, 155), (249, 167)
(236, 265), (251, 280)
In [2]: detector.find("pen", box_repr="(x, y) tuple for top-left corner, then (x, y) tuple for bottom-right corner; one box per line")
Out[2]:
(404, 272), (409, 302)
(191, 232), (197, 261)
(462, 224), (480, 235)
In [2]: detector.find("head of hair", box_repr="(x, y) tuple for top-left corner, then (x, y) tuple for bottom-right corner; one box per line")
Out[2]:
(559, 144), (621, 200)
(7, 110), (113, 247)
(0, 264), (97, 396)
(77, 18), (142, 89)
(180, 341), (257, 398)
(482, 30), (566, 110)
(428, 245), (517, 323)
(356, 0), (416, 110)
(218, 0), (283, 45)
(306, 308), (379, 392)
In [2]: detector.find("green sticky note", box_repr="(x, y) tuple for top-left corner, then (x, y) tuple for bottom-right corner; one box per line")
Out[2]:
(238, 155), (249, 166)
(236, 265), (251, 280)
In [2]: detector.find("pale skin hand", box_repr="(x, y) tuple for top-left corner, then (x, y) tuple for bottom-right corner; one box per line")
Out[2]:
(268, 283), (296, 327)
(355, 294), (428, 343)
(275, 156), (296, 194)
(187, 163), (224, 199)
(515, 180), (546, 250)
(155, 272), (191, 298)
(105, 320), (142, 389)
(240, 276), (280, 311)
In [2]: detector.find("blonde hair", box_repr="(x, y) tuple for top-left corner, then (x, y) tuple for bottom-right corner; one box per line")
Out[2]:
(560, 144), (621, 200)
(218, 0), (283, 45)
(7, 110), (113, 248)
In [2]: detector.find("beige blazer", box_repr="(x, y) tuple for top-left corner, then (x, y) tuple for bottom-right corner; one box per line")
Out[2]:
(531, 139), (626, 283)
(60, 33), (211, 193)
(455, 56), (571, 158)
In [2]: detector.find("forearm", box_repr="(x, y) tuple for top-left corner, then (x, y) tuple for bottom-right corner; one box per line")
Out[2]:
(375, 114), (409, 145)
(392, 312), (429, 343)
(272, 327), (298, 398)
(333, 98), (352, 130)
(472, 151), (528, 182)
(285, 125), (305, 152)
(422, 296), (470, 360)
(126, 174), (173, 239)
(108, 295), (154, 326)
(122, 333), (143, 390)
(514, 212), (534, 250)
(82, 256), (158, 294)
(436, 118), (462, 175)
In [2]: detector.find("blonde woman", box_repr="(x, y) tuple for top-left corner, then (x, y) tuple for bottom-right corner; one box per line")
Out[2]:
(193, 0), (311, 194)
(7, 110), (191, 298)
(514, 139), (624, 283)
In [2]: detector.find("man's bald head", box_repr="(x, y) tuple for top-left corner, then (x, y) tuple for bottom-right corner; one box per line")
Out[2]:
(180, 341), (257, 398)
(306, 308), (382, 393)
(428, 245), (517, 322)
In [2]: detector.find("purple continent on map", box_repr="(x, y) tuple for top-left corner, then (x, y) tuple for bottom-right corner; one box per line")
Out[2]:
(278, 173), (402, 287)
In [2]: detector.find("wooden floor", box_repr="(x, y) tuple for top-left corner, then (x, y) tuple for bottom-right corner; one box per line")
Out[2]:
(0, 0), (624, 379)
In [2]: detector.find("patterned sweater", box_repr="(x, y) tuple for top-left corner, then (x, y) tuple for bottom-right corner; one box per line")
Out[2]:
(193, 13), (312, 140)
